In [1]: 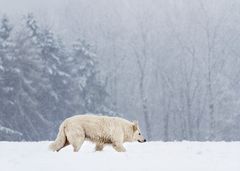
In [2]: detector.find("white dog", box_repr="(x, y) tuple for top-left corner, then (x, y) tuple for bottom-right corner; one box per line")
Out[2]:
(49, 114), (146, 152)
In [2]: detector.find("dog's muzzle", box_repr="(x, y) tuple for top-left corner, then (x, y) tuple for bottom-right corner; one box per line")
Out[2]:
(138, 139), (146, 143)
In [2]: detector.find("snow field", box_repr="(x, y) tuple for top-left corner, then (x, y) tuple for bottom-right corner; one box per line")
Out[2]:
(1, 141), (240, 171)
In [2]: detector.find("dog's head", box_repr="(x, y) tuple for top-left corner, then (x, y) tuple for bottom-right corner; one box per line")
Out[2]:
(132, 120), (146, 143)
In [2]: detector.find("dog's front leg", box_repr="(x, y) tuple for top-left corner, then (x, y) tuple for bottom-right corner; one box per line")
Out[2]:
(112, 142), (126, 152)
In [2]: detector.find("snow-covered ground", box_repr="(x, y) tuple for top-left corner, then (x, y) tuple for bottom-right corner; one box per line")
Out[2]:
(1, 141), (240, 171)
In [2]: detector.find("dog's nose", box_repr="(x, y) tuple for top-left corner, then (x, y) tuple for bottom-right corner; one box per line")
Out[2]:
(143, 139), (146, 142)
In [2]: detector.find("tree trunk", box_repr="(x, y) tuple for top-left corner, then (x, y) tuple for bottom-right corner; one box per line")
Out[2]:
(139, 72), (152, 140)
(208, 70), (215, 140)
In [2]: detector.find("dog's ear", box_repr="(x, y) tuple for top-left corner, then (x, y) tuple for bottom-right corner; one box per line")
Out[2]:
(132, 120), (138, 132)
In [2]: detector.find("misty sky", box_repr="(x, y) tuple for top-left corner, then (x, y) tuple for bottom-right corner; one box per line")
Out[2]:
(0, 0), (67, 13)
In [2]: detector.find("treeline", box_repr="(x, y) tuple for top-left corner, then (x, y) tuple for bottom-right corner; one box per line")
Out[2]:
(0, 14), (109, 141)
(66, 0), (240, 141)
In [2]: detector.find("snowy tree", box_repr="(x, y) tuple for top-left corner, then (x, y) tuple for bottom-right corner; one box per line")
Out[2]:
(70, 39), (109, 113)
(0, 15), (15, 138)
(0, 14), (110, 140)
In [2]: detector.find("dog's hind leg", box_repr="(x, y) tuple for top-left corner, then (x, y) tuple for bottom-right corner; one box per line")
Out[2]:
(72, 137), (84, 152)
(95, 143), (104, 151)
(56, 139), (70, 152)
(66, 127), (85, 152)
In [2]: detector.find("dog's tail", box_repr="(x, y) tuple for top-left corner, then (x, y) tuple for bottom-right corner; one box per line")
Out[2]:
(49, 121), (66, 152)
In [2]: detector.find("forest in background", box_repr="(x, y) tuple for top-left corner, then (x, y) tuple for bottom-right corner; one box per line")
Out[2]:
(1, 0), (240, 141)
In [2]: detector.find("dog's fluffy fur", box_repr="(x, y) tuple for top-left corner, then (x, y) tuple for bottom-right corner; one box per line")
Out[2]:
(49, 114), (145, 152)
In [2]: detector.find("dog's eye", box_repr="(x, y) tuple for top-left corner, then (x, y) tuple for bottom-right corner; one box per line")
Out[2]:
(138, 133), (141, 135)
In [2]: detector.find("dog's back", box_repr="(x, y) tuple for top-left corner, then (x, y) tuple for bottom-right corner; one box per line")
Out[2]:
(65, 114), (130, 143)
